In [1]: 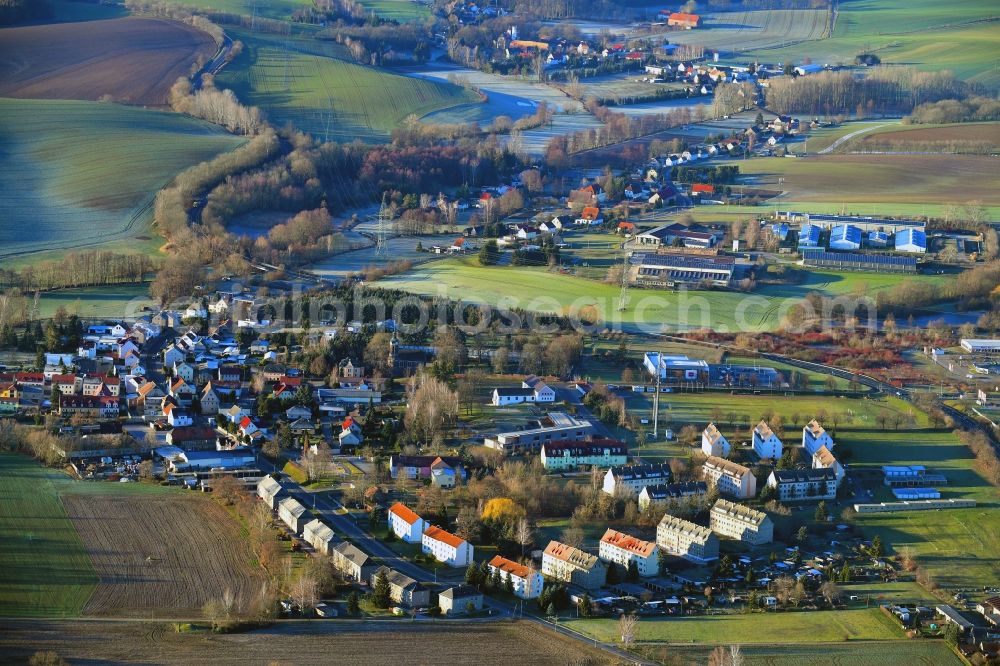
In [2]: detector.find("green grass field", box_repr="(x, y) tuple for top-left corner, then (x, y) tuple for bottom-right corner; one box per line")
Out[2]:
(217, 40), (478, 142)
(36, 284), (155, 320)
(837, 429), (1000, 589)
(0, 98), (244, 261)
(0, 453), (181, 617)
(156, 0), (312, 19)
(565, 608), (905, 644)
(743, 0), (1000, 89)
(356, 0), (431, 22)
(378, 257), (943, 333)
(636, 640), (961, 666)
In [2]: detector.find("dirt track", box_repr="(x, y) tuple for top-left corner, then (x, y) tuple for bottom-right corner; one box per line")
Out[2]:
(0, 619), (617, 666)
(0, 17), (214, 105)
(63, 493), (264, 618)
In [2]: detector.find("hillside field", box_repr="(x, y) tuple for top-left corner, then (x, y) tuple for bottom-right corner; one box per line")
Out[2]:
(637, 641), (961, 666)
(841, 121), (1000, 154)
(742, 0), (1000, 89)
(0, 17), (215, 106)
(217, 42), (479, 142)
(0, 98), (245, 260)
(652, 8), (831, 53)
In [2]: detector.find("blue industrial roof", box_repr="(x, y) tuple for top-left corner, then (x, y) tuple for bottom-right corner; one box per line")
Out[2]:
(797, 224), (821, 247)
(895, 228), (927, 250)
(802, 250), (917, 268)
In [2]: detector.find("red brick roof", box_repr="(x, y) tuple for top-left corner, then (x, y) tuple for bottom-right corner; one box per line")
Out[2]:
(489, 554), (531, 579)
(389, 502), (421, 526)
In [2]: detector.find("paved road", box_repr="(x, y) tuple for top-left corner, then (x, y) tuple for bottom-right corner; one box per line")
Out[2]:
(258, 455), (653, 665)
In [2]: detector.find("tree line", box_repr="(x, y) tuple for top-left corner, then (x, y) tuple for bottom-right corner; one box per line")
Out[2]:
(0, 251), (154, 292)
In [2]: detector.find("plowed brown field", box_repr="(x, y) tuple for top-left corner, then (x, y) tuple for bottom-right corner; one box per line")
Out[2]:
(62, 493), (264, 617)
(0, 17), (214, 105)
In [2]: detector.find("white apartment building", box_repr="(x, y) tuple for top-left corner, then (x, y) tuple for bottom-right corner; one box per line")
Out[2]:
(656, 514), (719, 564)
(488, 555), (544, 599)
(709, 498), (773, 545)
(701, 423), (731, 457)
(752, 420), (782, 460)
(812, 445), (845, 484)
(598, 528), (659, 577)
(767, 468), (838, 501)
(603, 462), (673, 496)
(702, 455), (756, 499)
(541, 439), (628, 471)
(388, 502), (427, 543)
(421, 526), (474, 567)
(542, 541), (607, 591)
(802, 419), (835, 456)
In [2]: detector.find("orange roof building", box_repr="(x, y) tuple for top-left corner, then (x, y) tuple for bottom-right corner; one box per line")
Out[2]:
(422, 525), (473, 567)
(488, 555), (544, 599)
(388, 502), (426, 543)
(668, 12), (701, 28)
(598, 528), (659, 577)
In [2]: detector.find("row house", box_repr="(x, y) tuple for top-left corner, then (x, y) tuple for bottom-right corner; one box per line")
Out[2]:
(58, 395), (120, 420)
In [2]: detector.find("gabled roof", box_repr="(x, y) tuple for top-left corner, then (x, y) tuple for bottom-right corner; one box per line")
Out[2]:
(423, 525), (466, 549)
(813, 445), (837, 467)
(389, 502), (421, 526)
(544, 540), (601, 569)
(579, 206), (601, 220)
(703, 423), (725, 444)
(601, 528), (656, 557)
(753, 420), (777, 440)
(711, 498), (769, 526)
(703, 455), (751, 479)
(489, 554), (532, 579)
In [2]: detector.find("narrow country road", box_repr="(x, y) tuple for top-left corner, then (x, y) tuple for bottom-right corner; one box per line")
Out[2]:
(818, 122), (896, 154)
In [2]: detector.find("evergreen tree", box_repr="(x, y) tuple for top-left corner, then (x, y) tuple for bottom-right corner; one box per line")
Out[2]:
(464, 563), (481, 587)
(373, 570), (392, 608)
(606, 561), (620, 585)
(504, 572), (515, 596)
(490, 566), (502, 592)
(347, 591), (361, 616)
(626, 559), (639, 582)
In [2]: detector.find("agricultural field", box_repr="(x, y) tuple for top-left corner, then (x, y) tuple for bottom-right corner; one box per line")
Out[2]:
(836, 429), (1000, 590)
(157, 0), (312, 20)
(36, 284), (156, 320)
(309, 235), (440, 279)
(64, 493), (264, 617)
(729, 154), (1000, 218)
(0, 98), (245, 261)
(788, 121), (902, 154)
(217, 44), (479, 142)
(563, 73), (687, 104)
(356, 0), (431, 22)
(837, 121), (1000, 154)
(0, 453), (97, 618)
(565, 608), (904, 644)
(741, 0), (1000, 89)
(0, 619), (616, 665)
(658, 8), (831, 52)
(0, 17), (215, 106)
(637, 640), (961, 666)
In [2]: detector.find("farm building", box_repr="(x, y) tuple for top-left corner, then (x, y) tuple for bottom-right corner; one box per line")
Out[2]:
(634, 223), (720, 249)
(801, 250), (917, 274)
(439, 585), (484, 615)
(895, 228), (927, 253)
(542, 541), (606, 591)
(668, 12), (701, 28)
(829, 224), (862, 250)
(331, 541), (375, 582)
(278, 497), (309, 535)
(710, 499), (773, 545)
(794, 64), (823, 76)
(779, 212), (925, 234)
(256, 475), (285, 509)
(637, 482), (707, 511)
(541, 439), (628, 471)
(630, 253), (734, 288)
(303, 518), (335, 554)
(868, 231), (889, 248)
(770, 223), (789, 240)
(370, 567), (430, 608)
(488, 555), (544, 599)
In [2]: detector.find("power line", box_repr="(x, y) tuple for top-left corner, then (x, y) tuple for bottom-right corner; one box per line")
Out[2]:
(375, 192), (390, 256)
(617, 246), (630, 311)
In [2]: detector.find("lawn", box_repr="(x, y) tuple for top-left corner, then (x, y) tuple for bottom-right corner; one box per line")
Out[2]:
(564, 608), (905, 643)
(217, 41), (479, 143)
(356, 0), (431, 22)
(36, 284), (155, 320)
(836, 429), (1000, 590)
(741, 0), (1000, 89)
(0, 98), (245, 261)
(156, 0), (313, 19)
(0, 453), (97, 617)
(636, 641), (961, 666)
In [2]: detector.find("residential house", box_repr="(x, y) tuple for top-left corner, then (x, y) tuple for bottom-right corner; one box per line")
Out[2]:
(488, 555), (545, 599)
(812, 445), (845, 484)
(637, 482), (708, 511)
(388, 502), (427, 543)
(303, 518), (335, 555)
(701, 423), (731, 457)
(278, 497), (310, 535)
(541, 439), (628, 472)
(173, 361), (195, 383)
(439, 585), (483, 615)
(598, 528), (658, 577)
(656, 514), (719, 564)
(767, 468), (838, 501)
(338, 358), (365, 379)
(602, 463), (672, 496)
(222, 404), (250, 425)
(163, 344), (185, 367)
(541, 541), (607, 591)
(257, 475), (285, 509)
(422, 526), (473, 567)
(339, 416), (363, 448)
(575, 206), (604, 226)
(169, 378), (195, 406)
(752, 420), (782, 460)
(389, 455), (466, 488)
(200, 384), (221, 415)
(370, 567), (430, 608)
(332, 541), (375, 583)
(802, 420), (835, 456)
(709, 499), (773, 545)
(285, 405), (312, 422)
(702, 456), (756, 499)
